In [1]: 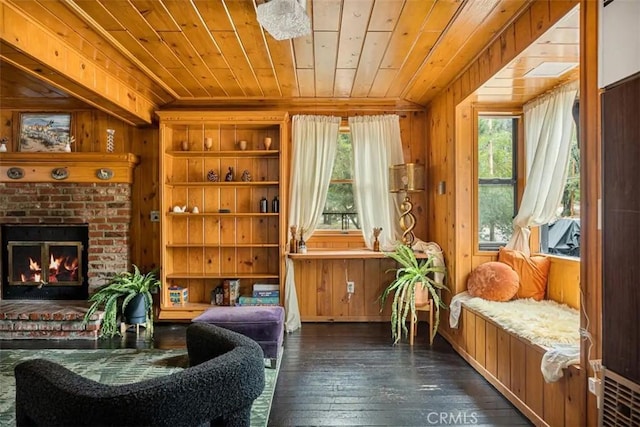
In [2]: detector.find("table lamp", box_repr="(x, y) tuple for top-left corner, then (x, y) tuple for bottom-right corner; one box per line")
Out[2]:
(389, 163), (425, 247)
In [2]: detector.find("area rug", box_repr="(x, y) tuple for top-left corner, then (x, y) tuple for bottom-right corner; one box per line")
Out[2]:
(0, 348), (280, 427)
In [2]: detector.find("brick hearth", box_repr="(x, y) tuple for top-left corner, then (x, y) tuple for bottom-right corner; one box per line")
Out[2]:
(0, 300), (104, 339)
(1, 181), (134, 339)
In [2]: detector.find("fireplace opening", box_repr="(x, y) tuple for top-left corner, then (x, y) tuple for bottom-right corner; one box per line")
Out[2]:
(2, 225), (89, 300)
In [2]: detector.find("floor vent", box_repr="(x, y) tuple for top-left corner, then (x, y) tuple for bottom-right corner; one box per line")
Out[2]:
(602, 369), (640, 426)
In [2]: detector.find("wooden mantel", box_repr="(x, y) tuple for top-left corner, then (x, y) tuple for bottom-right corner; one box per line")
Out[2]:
(0, 153), (140, 184)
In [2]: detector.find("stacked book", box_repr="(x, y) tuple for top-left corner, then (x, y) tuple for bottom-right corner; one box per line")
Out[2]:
(237, 284), (280, 306)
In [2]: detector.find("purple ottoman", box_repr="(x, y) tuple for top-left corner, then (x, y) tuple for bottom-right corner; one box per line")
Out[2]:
(192, 306), (284, 366)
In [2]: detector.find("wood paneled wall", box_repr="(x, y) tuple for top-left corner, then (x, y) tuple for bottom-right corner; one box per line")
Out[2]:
(425, 0), (579, 328)
(425, 0), (600, 424)
(286, 108), (428, 321)
(2, 106), (426, 322)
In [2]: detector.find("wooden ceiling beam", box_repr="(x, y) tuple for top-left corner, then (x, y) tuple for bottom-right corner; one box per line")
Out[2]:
(0, 2), (157, 125)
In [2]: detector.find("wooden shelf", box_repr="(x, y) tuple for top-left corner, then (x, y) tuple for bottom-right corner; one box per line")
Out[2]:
(166, 273), (280, 279)
(158, 111), (287, 320)
(166, 150), (279, 158)
(166, 181), (279, 187)
(166, 212), (279, 217)
(167, 243), (279, 248)
(0, 152), (139, 183)
(159, 302), (214, 311)
(288, 249), (429, 260)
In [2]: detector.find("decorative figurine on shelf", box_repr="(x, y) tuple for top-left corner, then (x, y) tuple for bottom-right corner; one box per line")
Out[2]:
(372, 227), (383, 252)
(289, 225), (298, 253)
(0, 136), (8, 152)
(225, 167), (234, 182)
(241, 170), (252, 182)
(192, 206), (199, 214)
(106, 129), (115, 153)
(64, 136), (74, 152)
(207, 169), (219, 182)
(298, 227), (307, 254)
(204, 137), (213, 151)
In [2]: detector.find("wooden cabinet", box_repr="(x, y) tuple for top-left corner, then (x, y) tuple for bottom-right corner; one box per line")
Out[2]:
(156, 111), (288, 320)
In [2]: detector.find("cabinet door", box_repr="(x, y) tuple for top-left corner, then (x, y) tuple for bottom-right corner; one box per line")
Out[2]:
(602, 74), (640, 385)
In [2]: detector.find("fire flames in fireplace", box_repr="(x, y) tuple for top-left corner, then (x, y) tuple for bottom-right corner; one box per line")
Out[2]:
(20, 253), (79, 284)
(9, 242), (83, 287)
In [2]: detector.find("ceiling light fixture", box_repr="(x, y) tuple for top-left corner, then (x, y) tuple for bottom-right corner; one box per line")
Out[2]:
(256, 0), (311, 41)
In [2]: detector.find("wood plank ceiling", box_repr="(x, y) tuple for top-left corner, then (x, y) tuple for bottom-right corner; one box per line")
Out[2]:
(0, 0), (579, 124)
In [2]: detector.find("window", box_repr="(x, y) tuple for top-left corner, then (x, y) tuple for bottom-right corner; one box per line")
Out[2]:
(477, 116), (519, 251)
(317, 132), (360, 231)
(540, 104), (580, 257)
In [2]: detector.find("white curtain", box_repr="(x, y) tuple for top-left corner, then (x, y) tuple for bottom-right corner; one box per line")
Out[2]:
(285, 114), (341, 332)
(349, 115), (405, 250)
(506, 80), (579, 254)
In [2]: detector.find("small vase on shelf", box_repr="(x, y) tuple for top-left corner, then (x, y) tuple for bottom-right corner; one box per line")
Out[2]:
(106, 129), (115, 153)
(298, 227), (307, 254)
(204, 137), (213, 151)
(225, 167), (234, 182)
(372, 227), (382, 252)
(181, 140), (189, 151)
(0, 137), (8, 152)
(264, 137), (272, 150)
(238, 140), (248, 151)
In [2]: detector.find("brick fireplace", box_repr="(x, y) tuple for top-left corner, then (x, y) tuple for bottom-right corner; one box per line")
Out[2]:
(0, 152), (139, 338)
(0, 182), (132, 294)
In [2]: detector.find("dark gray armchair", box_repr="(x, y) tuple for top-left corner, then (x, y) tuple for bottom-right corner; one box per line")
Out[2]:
(14, 323), (265, 427)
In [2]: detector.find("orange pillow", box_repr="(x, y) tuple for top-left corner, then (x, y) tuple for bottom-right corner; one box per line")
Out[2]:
(498, 247), (551, 300)
(467, 262), (519, 302)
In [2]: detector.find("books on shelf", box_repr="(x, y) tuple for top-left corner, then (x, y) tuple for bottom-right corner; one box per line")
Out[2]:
(237, 296), (280, 306)
(252, 290), (280, 298)
(252, 283), (279, 291)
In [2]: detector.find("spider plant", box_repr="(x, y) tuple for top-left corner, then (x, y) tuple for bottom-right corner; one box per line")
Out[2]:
(83, 265), (161, 338)
(380, 243), (448, 345)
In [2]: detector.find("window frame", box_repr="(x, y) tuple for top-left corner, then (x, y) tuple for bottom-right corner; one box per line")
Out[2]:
(473, 106), (525, 254)
(309, 126), (363, 242)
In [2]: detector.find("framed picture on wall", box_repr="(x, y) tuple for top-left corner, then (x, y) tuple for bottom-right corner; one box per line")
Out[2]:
(19, 113), (72, 152)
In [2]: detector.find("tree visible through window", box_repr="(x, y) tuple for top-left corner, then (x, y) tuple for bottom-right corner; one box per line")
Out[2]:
(478, 116), (518, 250)
(318, 132), (360, 231)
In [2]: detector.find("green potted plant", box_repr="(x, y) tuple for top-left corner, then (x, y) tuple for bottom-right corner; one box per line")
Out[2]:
(83, 265), (161, 338)
(380, 244), (448, 345)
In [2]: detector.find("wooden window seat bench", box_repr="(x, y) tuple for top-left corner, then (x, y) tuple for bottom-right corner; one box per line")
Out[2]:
(445, 256), (586, 427)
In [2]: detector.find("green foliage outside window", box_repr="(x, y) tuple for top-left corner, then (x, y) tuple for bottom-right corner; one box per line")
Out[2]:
(477, 117), (517, 247)
(319, 133), (360, 230)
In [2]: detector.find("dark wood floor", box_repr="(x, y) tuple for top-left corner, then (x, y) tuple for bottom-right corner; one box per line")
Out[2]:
(0, 322), (532, 426)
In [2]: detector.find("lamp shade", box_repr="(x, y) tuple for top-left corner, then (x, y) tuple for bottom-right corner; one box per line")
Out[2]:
(389, 163), (425, 193)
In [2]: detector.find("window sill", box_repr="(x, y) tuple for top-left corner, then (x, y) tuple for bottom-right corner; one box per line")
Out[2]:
(287, 249), (428, 260)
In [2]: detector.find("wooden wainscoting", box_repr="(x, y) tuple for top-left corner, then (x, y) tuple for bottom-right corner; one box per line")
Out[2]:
(446, 307), (585, 427)
(292, 256), (396, 322)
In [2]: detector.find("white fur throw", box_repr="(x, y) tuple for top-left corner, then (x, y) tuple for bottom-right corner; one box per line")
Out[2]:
(462, 297), (580, 348)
